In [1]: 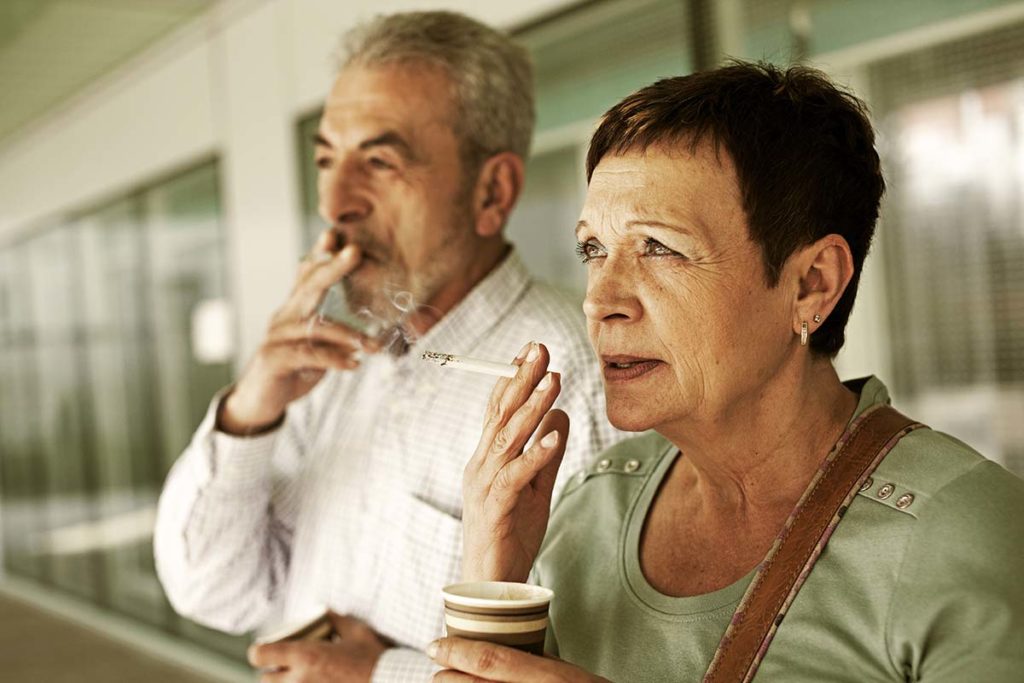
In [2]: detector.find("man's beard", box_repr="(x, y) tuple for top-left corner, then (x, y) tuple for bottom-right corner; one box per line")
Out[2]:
(341, 204), (475, 331)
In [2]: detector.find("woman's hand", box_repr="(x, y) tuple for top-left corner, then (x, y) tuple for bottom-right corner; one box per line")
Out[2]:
(461, 342), (570, 583)
(428, 637), (609, 683)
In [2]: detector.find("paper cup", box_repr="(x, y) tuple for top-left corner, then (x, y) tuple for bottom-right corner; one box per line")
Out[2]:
(442, 581), (553, 656)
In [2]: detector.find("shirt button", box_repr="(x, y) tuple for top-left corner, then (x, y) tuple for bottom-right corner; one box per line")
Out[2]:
(596, 459), (611, 472)
(859, 476), (874, 492)
(895, 492), (915, 509)
(877, 483), (895, 500)
(623, 459), (641, 473)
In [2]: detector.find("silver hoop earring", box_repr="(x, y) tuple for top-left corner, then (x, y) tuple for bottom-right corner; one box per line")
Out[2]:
(800, 321), (809, 346)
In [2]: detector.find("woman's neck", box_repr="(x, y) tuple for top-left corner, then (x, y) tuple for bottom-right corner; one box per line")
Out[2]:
(658, 361), (859, 516)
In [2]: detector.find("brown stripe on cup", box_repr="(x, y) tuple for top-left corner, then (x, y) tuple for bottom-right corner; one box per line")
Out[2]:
(441, 581), (553, 656)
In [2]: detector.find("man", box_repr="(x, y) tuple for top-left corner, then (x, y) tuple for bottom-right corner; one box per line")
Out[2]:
(153, 11), (621, 682)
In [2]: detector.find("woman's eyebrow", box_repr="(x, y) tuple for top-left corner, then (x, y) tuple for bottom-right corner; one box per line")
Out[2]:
(625, 219), (694, 235)
(575, 218), (694, 238)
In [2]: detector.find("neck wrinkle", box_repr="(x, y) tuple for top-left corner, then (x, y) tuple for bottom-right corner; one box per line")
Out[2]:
(659, 360), (859, 514)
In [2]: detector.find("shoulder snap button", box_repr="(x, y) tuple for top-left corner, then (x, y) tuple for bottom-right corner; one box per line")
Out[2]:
(895, 492), (914, 509)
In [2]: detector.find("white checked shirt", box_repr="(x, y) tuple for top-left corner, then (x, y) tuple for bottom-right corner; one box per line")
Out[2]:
(154, 251), (624, 681)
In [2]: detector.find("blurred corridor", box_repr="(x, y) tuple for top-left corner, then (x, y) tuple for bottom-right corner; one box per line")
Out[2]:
(2, 0), (1024, 675)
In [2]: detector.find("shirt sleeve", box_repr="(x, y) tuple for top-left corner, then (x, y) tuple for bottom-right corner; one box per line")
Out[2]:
(887, 460), (1024, 682)
(153, 386), (309, 634)
(371, 647), (440, 682)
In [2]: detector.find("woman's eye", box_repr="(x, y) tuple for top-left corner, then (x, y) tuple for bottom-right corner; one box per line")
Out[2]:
(575, 240), (605, 264)
(644, 238), (682, 258)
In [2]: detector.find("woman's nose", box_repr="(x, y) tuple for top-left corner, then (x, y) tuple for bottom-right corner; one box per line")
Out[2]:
(583, 259), (642, 323)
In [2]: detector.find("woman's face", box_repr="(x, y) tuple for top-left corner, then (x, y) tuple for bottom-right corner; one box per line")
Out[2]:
(578, 143), (797, 434)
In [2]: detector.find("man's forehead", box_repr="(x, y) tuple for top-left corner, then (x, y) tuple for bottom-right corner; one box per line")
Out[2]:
(320, 64), (456, 144)
(326, 62), (454, 111)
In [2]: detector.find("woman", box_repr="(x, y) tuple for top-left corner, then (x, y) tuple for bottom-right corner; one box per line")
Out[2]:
(427, 62), (1024, 681)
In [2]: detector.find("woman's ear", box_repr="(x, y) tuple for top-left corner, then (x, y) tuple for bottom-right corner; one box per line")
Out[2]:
(790, 234), (855, 338)
(471, 152), (525, 238)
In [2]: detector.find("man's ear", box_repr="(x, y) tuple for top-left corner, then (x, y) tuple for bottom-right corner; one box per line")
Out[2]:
(789, 234), (855, 339)
(471, 152), (525, 238)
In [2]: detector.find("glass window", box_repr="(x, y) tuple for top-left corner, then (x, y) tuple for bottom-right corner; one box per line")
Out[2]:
(0, 160), (246, 661)
(27, 226), (103, 602)
(0, 242), (48, 580)
(871, 21), (1024, 476)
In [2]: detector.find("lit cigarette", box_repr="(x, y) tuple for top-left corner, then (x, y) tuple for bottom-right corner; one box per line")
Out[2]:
(421, 351), (517, 378)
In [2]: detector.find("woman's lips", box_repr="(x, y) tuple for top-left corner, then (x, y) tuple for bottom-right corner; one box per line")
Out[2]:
(602, 357), (664, 382)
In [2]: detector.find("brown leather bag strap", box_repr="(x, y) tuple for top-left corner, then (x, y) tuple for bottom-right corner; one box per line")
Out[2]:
(703, 405), (924, 683)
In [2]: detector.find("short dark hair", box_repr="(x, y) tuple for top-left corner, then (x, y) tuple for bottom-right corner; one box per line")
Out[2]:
(586, 61), (884, 356)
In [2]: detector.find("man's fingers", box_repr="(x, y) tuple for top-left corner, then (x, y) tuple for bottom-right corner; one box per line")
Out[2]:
(314, 227), (341, 253)
(296, 229), (343, 279)
(288, 243), (362, 318)
(248, 641), (293, 669)
(432, 671), (489, 683)
(269, 318), (378, 352)
(263, 341), (360, 374)
(429, 638), (540, 683)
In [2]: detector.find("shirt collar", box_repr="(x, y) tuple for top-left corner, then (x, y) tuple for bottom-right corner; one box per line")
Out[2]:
(845, 375), (891, 419)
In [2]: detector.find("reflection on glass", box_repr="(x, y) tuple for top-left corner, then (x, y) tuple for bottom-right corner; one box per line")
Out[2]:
(882, 77), (1024, 475)
(0, 161), (246, 661)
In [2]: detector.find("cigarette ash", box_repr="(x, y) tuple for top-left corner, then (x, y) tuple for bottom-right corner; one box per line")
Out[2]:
(421, 351), (455, 366)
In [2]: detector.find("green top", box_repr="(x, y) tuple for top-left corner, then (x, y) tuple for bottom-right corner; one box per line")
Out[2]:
(533, 377), (1024, 682)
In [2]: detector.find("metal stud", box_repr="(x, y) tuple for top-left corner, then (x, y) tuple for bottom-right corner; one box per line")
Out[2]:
(859, 477), (874, 492)
(623, 459), (641, 473)
(877, 483), (895, 500)
(596, 458), (611, 472)
(895, 493), (915, 509)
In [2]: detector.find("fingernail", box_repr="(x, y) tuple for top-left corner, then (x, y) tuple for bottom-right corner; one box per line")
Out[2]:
(537, 372), (552, 391)
(426, 640), (439, 659)
(516, 342), (531, 361)
(526, 343), (540, 363)
(541, 431), (558, 448)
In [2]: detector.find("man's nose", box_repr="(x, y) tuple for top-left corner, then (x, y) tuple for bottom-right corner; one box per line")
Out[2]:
(318, 164), (370, 226)
(582, 258), (643, 323)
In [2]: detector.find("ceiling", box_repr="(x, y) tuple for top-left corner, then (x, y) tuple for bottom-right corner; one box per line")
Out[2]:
(0, 0), (215, 147)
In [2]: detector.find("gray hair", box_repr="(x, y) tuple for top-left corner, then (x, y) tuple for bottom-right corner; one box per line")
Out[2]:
(337, 11), (535, 173)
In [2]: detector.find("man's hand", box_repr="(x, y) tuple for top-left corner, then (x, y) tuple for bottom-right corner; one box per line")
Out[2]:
(428, 637), (610, 683)
(461, 341), (570, 584)
(248, 613), (389, 683)
(219, 229), (380, 435)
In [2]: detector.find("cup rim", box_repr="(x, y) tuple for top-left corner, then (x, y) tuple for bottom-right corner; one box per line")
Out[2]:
(442, 581), (554, 609)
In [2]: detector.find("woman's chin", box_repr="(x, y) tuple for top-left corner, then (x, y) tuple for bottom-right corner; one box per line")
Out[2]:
(606, 404), (659, 433)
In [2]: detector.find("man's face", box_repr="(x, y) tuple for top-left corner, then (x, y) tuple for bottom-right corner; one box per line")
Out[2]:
(315, 63), (475, 325)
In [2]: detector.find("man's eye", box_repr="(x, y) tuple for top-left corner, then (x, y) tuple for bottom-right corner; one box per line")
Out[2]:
(315, 157), (332, 170)
(644, 238), (683, 258)
(368, 157), (394, 170)
(575, 240), (606, 263)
